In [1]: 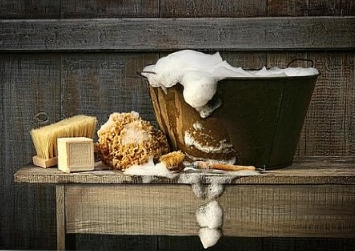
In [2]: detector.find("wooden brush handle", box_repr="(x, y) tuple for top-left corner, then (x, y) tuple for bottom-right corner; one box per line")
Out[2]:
(195, 161), (255, 172)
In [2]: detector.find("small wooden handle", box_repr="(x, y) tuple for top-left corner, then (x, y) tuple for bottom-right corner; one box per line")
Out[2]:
(195, 161), (255, 172)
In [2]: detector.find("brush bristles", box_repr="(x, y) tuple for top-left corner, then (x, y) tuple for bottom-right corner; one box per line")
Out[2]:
(30, 115), (98, 159)
(159, 151), (185, 169)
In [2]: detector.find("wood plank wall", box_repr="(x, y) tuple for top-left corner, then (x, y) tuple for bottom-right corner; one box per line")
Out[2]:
(1, 0), (354, 250)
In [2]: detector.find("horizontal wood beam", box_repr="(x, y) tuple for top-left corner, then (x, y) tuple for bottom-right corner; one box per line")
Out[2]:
(14, 157), (355, 185)
(64, 184), (355, 238)
(1, 17), (354, 52)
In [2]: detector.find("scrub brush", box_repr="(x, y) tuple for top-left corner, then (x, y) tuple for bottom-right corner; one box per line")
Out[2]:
(30, 115), (98, 168)
(158, 151), (185, 172)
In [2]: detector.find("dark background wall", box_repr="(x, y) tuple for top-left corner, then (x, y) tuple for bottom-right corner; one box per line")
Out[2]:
(1, 0), (355, 250)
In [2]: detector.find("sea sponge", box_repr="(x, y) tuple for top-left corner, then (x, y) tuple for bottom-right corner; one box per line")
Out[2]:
(95, 111), (170, 170)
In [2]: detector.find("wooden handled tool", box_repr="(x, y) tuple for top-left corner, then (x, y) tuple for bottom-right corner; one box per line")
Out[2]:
(194, 161), (256, 172)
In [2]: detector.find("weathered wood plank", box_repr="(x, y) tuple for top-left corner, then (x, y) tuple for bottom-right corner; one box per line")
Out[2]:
(308, 0), (355, 16)
(1, 17), (354, 51)
(65, 185), (200, 236)
(61, 53), (157, 123)
(56, 185), (66, 251)
(220, 52), (267, 69)
(268, 0), (355, 16)
(264, 52), (355, 157)
(160, 0), (266, 17)
(268, 0), (309, 16)
(64, 184), (355, 237)
(0, 53), (60, 249)
(61, 0), (159, 18)
(304, 52), (355, 156)
(222, 184), (355, 237)
(0, 0), (60, 19)
(14, 157), (355, 185)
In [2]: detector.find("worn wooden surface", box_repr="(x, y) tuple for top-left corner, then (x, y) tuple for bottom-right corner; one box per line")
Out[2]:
(56, 185), (66, 251)
(1, 17), (354, 51)
(62, 184), (355, 238)
(14, 157), (355, 185)
(1, 0), (355, 250)
(14, 158), (355, 249)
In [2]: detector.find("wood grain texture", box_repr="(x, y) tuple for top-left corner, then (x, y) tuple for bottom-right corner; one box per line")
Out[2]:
(1, 0), (355, 250)
(304, 52), (355, 156)
(14, 157), (355, 185)
(1, 17), (354, 51)
(264, 52), (355, 157)
(61, 0), (159, 18)
(219, 52), (267, 70)
(61, 53), (157, 124)
(56, 185), (66, 251)
(161, 0), (355, 17)
(65, 185), (201, 235)
(160, 0), (266, 17)
(2, 0), (353, 19)
(308, 0), (355, 16)
(0, 0), (60, 19)
(221, 184), (355, 237)
(268, 0), (355, 16)
(0, 54), (60, 249)
(63, 183), (355, 237)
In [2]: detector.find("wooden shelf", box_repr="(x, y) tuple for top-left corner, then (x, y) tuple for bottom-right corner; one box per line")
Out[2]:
(15, 157), (355, 185)
(14, 157), (355, 250)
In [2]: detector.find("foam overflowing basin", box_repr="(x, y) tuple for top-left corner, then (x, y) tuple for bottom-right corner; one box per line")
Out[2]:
(143, 50), (319, 169)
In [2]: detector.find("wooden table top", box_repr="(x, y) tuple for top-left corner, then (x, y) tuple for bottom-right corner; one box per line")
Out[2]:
(14, 157), (355, 185)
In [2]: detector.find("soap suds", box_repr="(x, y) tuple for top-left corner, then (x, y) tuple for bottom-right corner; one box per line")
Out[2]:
(198, 227), (222, 249)
(124, 162), (259, 248)
(178, 170), (259, 199)
(193, 122), (203, 131)
(184, 131), (233, 154)
(121, 120), (149, 145)
(123, 157), (177, 182)
(196, 201), (223, 249)
(196, 200), (223, 229)
(142, 50), (319, 118)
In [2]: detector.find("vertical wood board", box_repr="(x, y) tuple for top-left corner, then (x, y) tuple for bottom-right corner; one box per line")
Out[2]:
(304, 52), (355, 156)
(0, 53), (60, 249)
(61, 53), (158, 126)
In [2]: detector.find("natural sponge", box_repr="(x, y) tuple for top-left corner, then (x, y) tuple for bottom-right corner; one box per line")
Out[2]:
(95, 111), (170, 170)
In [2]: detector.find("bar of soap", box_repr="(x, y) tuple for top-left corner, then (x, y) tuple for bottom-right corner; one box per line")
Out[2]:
(57, 137), (94, 173)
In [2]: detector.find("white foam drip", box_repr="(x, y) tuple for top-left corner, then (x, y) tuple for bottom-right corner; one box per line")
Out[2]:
(178, 170), (259, 199)
(184, 131), (233, 154)
(122, 154), (260, 249)
(198, 227), (222, 249)
(196, 201), (223, 249)
(196, 200), (223, 229)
